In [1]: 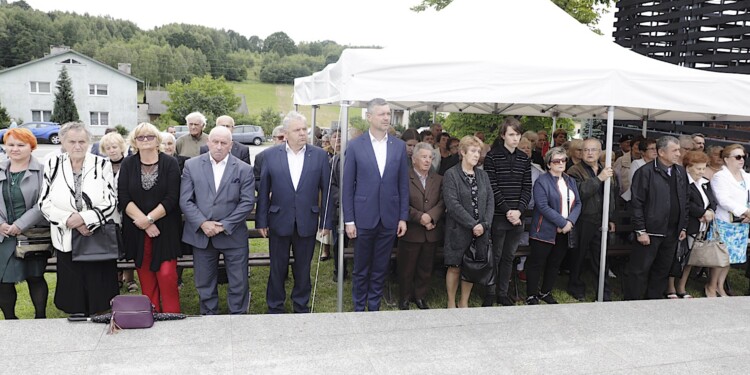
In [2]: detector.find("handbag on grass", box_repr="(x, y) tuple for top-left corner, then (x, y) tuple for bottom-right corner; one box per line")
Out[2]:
(71, 220), (123, 262)
(108, 295), (155, 334)
(15, 227), (53, 259)
(687, 224), (729, 268)
(461, 236), (495, 286)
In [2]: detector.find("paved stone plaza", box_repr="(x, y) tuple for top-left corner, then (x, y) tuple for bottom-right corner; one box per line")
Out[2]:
(1, 297), (749, 374)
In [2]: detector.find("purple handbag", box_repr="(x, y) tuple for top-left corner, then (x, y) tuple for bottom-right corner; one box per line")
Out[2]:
(108, 295), (154, 333)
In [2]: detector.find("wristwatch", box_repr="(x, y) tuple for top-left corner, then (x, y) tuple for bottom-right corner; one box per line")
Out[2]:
(146, 215), (154, 224)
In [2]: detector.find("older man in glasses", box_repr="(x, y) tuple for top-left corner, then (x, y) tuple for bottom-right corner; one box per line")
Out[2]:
(176, 112), (209, 158)
(566, 138), (617, 302)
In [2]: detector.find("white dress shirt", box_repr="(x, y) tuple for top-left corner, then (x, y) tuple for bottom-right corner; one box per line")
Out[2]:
(370, 131), (388, 177)
(286, 143), (306, 190)
(211, 153), (229, 192)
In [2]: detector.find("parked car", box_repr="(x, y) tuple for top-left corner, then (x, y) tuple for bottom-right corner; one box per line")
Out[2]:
(0, 122), (61, 144)
(233, 125), (266, 146)
(172, 125), (189, 140)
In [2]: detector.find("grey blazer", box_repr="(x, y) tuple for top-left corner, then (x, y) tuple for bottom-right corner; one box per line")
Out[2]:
(179, 153), (255, 249)
(442, 164), (494, 261)
(0, 157), (45, 243)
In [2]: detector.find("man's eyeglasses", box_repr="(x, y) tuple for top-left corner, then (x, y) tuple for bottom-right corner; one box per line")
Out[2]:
(136, 135), (156, 142)
(188, 122), (203, 127)
(274, 136), (284, 140)
(550, 158), (568, 165)
(582, 148), (600, 153)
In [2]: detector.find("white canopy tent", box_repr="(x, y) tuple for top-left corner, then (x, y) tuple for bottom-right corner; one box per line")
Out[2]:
(294, 0), (750, 308)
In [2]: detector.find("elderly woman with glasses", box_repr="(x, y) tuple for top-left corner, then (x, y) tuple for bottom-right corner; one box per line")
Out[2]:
(525, 147), (581, 304)
(710, 144), (750, 297)
(39, 122), (119, 316)
(119, 123), (182, 312)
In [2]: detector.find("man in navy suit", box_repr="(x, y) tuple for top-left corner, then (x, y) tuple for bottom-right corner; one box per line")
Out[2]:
(343, 98), (409, 312)
(199, 115), (251, 165)
(179, 126), (255, 314)
(256, 112), (334, 313)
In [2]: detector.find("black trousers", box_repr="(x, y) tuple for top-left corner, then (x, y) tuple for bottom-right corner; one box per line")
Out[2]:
(624, 230), (678, 300)
(526, 234), (568, 296)
(567, 220), (611, 300)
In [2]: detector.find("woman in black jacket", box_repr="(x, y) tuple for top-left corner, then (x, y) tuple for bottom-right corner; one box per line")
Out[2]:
(119, 123), (182, 312)
(443, 136), (494, 308)
(673, 151), (717, 298)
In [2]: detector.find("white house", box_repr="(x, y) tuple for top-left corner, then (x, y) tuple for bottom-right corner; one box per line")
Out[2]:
(0, 46), (142, 135)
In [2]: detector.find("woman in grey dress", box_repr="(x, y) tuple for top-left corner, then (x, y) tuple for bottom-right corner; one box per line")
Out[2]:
(0, 128), (48, 319)
(443, 136), (494, 308)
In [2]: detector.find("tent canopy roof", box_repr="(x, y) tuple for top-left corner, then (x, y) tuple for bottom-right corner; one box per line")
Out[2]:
(294, 0), (750, 121)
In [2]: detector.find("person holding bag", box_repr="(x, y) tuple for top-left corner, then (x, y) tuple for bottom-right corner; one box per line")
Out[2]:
(671, 151), (718, 298)
(119, 123), (182, 313)
(710, 144), (750, 297)
(526, 147), (581, 305)
(39, 122), (119, 316)
(442, 136), (494, 308)
(0, 128), (48, 319)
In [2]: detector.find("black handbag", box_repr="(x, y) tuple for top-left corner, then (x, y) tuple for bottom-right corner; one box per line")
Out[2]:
(461, 236), (496, 286)
(71, 220), (123, 262)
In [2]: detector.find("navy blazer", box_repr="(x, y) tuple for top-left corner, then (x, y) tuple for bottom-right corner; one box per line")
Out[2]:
(342, 133), (409, 230)
(199, 141), (251, 166)
(179, 153), (255, 249)
(256, 143), (333, 237)
(529, 172), (582, 244)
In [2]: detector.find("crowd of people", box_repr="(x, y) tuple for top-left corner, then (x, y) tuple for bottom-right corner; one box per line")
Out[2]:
(0, 97), (748, 319)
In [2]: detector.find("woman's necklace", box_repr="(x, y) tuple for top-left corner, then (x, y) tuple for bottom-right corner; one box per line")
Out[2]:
(9, 170), (23, 186)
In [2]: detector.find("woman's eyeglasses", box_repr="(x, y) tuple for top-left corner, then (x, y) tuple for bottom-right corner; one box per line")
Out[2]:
(550, 158), (568, 165)
(731, 154), (746, 161)
(136, 135), (156, 142)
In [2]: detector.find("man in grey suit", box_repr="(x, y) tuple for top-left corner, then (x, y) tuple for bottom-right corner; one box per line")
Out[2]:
(199, 115), (251, 165)
(180, 126), (255, 314)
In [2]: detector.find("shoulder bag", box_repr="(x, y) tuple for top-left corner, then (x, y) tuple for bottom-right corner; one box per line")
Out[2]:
(108, 295), (155, 334)
(71, 220), (123, 262)
(461, 236), (496, 286)
(687, 224), (729, 268)
(15, 227), (54, 259)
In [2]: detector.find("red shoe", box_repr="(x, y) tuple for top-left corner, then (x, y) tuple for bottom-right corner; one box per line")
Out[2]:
(518, 270), (527, 282)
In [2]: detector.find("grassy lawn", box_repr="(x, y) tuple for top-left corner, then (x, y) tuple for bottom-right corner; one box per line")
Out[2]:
(6, 246), (750, 319)
(230, 80), (361, 131)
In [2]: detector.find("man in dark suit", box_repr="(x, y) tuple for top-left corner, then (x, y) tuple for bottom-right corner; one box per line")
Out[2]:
(256, 112), (333, 314)
(199, 115), (251, 165)
(343, 98), (409, 312)
(179, 126), (255, 314)
(253, 125), (286, 191)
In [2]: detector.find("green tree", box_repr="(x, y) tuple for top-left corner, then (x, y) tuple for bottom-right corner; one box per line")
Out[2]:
(163, 75), (240, 124)
(408, 111), (446, 129)
(263, 31), (297, 57)
(256, 107), (281, 134)
(50, 67), (80, 124)
(411, 0), (613, 32)
(0, 99), (9, 127)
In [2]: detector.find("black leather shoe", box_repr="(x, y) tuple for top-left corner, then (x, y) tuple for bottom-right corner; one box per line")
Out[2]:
(414, 299), (429, 310)
(497, 295), (515, 306)
(399, 300), (410, 310)
(482, 295), (495, 307)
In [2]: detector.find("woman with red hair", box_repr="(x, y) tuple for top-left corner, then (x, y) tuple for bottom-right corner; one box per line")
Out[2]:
(0, 128), (48, 319)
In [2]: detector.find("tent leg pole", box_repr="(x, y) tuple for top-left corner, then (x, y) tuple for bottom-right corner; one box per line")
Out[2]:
(642, 117), (648, 138)
(337, 102), (350, 313)
(311, 105), (318, 145)
(551, 116), (558, 137)
(598, 106), (615, 303)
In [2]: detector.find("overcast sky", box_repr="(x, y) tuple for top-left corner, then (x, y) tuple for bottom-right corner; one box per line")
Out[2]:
(26, 0), (617, 47)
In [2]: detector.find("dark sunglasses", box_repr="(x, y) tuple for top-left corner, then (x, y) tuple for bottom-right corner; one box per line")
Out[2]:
(135, 135), (156, 141)
(550, 158), (568, 165)
(731, 155), (746, 161)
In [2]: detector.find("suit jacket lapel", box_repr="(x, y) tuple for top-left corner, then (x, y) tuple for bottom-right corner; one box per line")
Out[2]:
(201, 156), (217, 196)
(409, 168), (425, 195)
(361, 135), (381, 180)
(296, 147), (315, 192)
(278, 145), (296, 191)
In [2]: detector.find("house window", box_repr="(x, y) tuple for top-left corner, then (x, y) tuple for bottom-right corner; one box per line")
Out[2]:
(89, 84), (108, 96)
(31, 110), (52, 122)
(30, 81), (51, 93)
(60, 58), (81, 65)
(90, 112), (109, 126)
